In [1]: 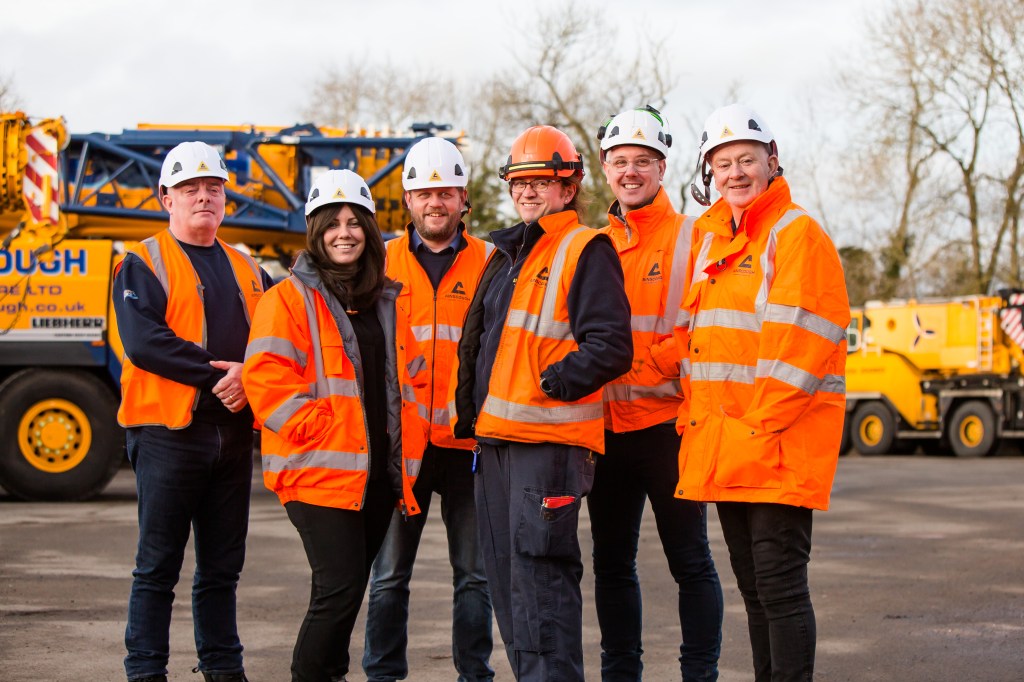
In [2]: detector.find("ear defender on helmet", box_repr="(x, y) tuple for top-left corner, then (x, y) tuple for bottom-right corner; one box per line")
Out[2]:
(597, 105), (672, 162)
(690, 103), (780, 206)
(499, 126), (585, 181)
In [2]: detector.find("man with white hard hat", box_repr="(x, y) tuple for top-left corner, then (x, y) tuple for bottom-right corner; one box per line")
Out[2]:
(113, 141), (273, 682)
(363, 136), (495, 682)
(590, 105), (724, 681)
(678, 104), (850, 681)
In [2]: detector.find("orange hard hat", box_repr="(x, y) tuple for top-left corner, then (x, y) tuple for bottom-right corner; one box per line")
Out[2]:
(498, 125), (585, 180)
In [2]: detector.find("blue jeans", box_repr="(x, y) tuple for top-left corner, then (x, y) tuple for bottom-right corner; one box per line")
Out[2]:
(587, 425), (723, 681)
(124, 421), (253, 680)
(475, 441), (594, 682)
(363, 446), (494, 682)
(716, 502), (816, 682)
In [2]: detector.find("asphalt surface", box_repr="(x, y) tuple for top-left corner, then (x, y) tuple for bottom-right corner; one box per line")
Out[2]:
(2, 454), (1023, 681)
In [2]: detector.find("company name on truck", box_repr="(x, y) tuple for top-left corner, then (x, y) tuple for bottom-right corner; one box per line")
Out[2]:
(0, 248), (88, 275)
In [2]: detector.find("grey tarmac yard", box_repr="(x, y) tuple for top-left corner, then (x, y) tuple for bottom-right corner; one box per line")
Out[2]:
(1, 455), (1023, 681)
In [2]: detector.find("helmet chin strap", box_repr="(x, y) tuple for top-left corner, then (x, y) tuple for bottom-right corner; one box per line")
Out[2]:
(689, 156), (713, 206)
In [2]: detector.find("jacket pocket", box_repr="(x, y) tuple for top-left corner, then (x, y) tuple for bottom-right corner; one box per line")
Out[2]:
(713, 415), (782, 489)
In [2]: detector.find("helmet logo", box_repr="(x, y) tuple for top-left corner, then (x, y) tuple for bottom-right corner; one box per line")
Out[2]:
(719, 125), (734, 139)
(429, 169), (443, 182)
(632, 128), (646, 140)
(333, 187), (347, 199)
(197, 161), (210, 172)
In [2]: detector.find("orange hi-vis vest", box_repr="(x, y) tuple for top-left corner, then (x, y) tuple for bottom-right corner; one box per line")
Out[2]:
(385, 228), (494, 450)
(674, 177), (850, 510)
(243, 272), (427, 513)
(473, 211), (607, 453)
(600, 187), (695, 433)
(117, 228), (264, 429)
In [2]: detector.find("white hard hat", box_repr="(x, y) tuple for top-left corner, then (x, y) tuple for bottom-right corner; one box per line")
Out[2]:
(690, 103), (780, 207)
(402, 137), (468, 191)
(159, 141), (229, 188)
(305, 169), (376, 216)
(697, 103), (775, 166)
(598, 105), (672, 160)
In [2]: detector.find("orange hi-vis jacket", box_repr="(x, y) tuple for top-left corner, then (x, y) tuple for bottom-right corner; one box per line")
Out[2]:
(470, 211), (608, 453)
(600, 187), (695, 433)
(117, 228), (265, 429)
(385, 227), (493, 450)
(243, 258), (428, 513)
(674, 177), (850, 510)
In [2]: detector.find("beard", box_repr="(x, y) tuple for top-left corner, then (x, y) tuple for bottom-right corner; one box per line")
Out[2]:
(412, 212), (460, 244)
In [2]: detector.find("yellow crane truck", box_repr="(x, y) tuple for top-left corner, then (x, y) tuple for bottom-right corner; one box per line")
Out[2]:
(844, 293), (1024, 457)
(0, 111), (458, 500)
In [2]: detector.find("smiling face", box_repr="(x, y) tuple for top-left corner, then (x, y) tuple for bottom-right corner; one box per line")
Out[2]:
(709, 140), (779, 222)
(162, 177), (226, 246)
(405, 186), (466, 250)
(510, 175), (576, 224)
(602, 145), (666, 213)
(321, 204), (366, 265)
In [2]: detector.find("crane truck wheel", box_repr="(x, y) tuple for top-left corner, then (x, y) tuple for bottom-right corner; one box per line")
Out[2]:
(0, 369), (124, 501)
(947, 400), (998, 458)
(850, 402), (896, 455)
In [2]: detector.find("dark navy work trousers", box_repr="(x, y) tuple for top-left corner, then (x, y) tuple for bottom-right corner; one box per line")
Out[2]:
(475, 441), (594, 682)
(124, 421), (253, 680)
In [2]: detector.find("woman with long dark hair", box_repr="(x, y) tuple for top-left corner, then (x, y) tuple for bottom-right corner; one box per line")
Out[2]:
(243, 169), (427, 682)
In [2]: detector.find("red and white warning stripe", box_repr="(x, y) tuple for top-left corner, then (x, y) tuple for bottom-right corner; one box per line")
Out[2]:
(999, 292), (1024, 349)
(23, 127), (60, 225)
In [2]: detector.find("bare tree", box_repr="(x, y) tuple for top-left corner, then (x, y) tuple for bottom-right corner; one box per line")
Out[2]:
(0, 72), (23, 111)
(842, 0), (1024, 297)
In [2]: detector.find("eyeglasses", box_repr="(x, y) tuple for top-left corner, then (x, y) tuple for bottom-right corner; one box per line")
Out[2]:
(606, 156), (660, 172)
(509, 178), (559, 193)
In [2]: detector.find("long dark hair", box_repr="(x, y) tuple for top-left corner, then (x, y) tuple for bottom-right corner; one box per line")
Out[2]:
(305, 202), (386, 311)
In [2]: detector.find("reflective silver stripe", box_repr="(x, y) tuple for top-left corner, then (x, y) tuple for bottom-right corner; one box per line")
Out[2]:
(432, 406), (451, 426)
(482, 395), (603, 424)
(326, 377), (359, 397)
(631, 314), (660, 333)
(484, 241), (496, 258)
(405, 458), (422, 477)
(689, 232), (715, 292)
(655, 217), (694, 335)
(680, 357), (691, 379)
(411, 325), (432, 342)
(435, 324), (462, 342)
(690, 362), (756, 384)
(504, 227), (589, 341)
(820, 373), (846, 394)
(756, 359), (819, 394)
(765, 303), (846, 345)
(264, 389), (315, 432)
(604, 379), (681, 401)
(292, 277), (328, 398)
(754, 209), (806, 326)
(141, 236), (169, 296)
(245, 335), (308, 367)
(407, 353), (426, 377)
(401, 382), (418, 403)
(262, 450), (367, 474)
(693, 308), (760, 332)
(676, 308), (691, 329)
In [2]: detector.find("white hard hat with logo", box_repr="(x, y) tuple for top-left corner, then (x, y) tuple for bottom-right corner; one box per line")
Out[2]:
(305, 169), (376, 216)
(598, 104), (672, 160)
(159, 141), (229, 189)
(402, 137), (469, 191)
(690, 103), (781, 206)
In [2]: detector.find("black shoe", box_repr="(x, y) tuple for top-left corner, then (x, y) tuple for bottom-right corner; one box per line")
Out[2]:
(193, 669), (249, 682)
(129, 676), (168, 682)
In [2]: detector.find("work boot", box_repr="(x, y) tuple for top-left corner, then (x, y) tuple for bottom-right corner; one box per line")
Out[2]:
(129, 676), (167, 682)
(193, 670), (249, 682)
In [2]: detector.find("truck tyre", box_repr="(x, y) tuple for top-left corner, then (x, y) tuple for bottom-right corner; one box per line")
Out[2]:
(947, 400), (998, 458)
(0, 369), (124, 501)
(851, 402), (896, 455)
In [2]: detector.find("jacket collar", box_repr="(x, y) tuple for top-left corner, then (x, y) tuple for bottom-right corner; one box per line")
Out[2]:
(697, 176), (793, 239)
(606, 187), (676, 243)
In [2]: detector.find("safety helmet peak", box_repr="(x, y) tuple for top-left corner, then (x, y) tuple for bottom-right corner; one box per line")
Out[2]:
(305, 169), (376, 216)
(690, 103), (782, 207)
(498, 125), (585, 181)
(598, 104), (672, 160)
(403, 137), (469, 191)
(159, 141), (229, 189)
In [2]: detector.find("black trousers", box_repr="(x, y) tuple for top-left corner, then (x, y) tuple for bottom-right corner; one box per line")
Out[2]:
(285, 477), (396, 682)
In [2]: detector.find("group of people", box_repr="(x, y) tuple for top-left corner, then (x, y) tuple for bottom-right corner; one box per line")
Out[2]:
(114, 102), (850, 682)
